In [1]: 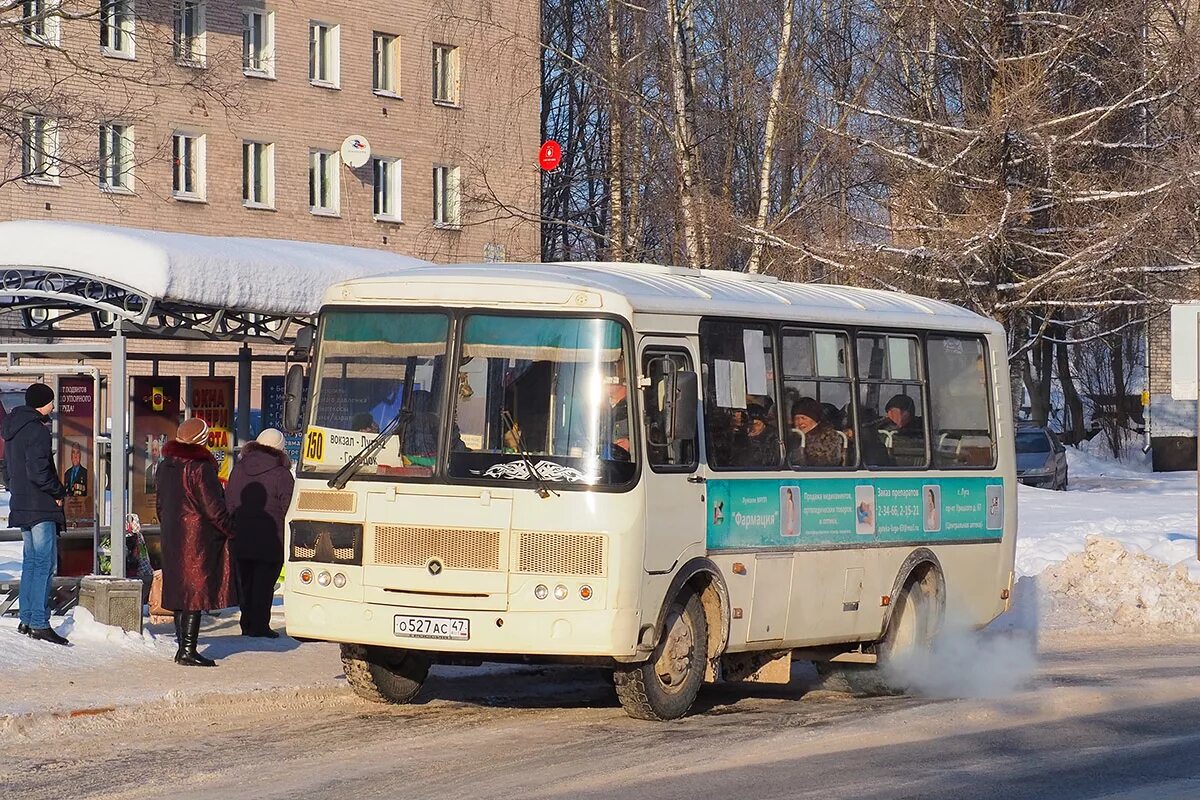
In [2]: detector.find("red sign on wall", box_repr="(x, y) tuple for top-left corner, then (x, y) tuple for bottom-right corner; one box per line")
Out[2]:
(539, 140), (562, 171)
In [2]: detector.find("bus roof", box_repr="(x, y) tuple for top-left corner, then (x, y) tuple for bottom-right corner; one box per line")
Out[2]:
(325, 261), (1001, 334)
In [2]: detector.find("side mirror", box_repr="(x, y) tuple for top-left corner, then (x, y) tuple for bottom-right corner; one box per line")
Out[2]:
(647, 358), (697, 444)
(283, 363), (306, 434)
(670, 371), (698, 442)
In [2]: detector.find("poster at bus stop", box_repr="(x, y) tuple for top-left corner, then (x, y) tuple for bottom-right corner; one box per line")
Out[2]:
(57, 375), (95, 528)
(132, 376), (180, 525)
(187, 377), (235, 483)
(261, 375), (307, 464)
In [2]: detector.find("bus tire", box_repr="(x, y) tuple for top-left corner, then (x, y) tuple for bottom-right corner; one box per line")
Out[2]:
(340, 644), (430, 705)
(614, 590), (708, 721)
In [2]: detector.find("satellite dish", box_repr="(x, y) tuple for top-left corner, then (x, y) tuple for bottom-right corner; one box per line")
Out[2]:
(340, 135), (372, 168)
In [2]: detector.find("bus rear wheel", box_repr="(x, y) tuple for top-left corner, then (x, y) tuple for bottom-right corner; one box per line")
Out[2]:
(614, 590), (708, 721)
(340, 644), (431, 704)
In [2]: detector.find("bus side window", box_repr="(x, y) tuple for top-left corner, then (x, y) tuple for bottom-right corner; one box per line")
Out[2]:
(856, 333), (928, 468)
(927, 335), (995, 468)
(699, 320), (781, 470)
(780, 328), (856, 469)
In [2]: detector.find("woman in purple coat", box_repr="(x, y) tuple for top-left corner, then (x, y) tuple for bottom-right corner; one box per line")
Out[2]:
(225, 428), (295, 638)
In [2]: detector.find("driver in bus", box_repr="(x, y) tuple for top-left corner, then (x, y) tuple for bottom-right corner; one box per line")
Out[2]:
(604, 367), (631, 461)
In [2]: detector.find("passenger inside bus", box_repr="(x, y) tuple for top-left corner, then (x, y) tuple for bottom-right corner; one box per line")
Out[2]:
(787, 398), (844, 468)
(604, 370), (631, 461)
(879, 394), (925, 466)
(740, 403), (780, 466)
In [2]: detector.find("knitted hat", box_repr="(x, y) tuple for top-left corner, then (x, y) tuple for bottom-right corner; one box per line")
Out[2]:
(25, 382), (54, 409)
(256, 427), (285, 451)
(791, 398), (825, 426)
(176, 417), (209, 445)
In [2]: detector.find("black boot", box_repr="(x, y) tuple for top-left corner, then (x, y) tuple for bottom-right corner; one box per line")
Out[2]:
(175, 611), (216, 667)
(173, 612), (184, 660)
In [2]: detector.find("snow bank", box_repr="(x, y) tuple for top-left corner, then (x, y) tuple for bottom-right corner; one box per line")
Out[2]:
(0, 608), (172, 672)
(0, 540), (20, 580)
(1039, 537), (1200, 633)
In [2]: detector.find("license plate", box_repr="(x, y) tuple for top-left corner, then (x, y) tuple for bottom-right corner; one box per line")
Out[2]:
(394, 614), (470, 641)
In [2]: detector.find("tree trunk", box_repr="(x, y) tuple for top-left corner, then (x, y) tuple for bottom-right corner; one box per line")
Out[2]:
(665, 0), (706, 268)
(1056, 329), (1085, 444)
(747, 0), (795, 274)
(606, 0), (625, 261)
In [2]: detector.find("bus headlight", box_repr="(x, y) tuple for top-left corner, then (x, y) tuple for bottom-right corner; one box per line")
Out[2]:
(332, 573), (347, 589)
(534, 584), (549, 600)
(554, 584), (568, 601)
(317, 571), (332, 587)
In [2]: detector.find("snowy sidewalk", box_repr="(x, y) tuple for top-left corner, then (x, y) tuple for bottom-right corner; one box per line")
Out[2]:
(0, 610), (343, 717)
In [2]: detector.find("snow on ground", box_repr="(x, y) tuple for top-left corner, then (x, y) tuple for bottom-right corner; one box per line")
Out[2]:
(0, 539), (19, 581)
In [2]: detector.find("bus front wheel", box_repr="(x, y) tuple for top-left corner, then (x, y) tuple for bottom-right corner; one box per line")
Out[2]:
(340, 644), (431, 704)
(614, 590), (708, 721)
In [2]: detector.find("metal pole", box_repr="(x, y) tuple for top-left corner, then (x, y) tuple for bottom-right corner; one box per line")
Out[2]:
(111, 324), (128, 579)
(237, 344), (253, 445)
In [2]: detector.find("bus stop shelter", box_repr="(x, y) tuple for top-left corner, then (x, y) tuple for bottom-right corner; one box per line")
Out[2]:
(0, 219), (425, 579)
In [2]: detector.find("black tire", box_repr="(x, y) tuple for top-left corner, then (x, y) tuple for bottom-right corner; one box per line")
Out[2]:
(341, 644), (431, 704)
(614, 590), (708, 721)
(814, 576), (938, 697)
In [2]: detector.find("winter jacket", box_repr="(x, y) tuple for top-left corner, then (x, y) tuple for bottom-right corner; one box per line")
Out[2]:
(788, 423), (846, 468)
(225, 442), (295, 563)
(1, 405), (66, 529)
(157, 441), (237, 611)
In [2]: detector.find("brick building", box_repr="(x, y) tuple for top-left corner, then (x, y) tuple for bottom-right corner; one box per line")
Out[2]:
(2, 0), (541, 263)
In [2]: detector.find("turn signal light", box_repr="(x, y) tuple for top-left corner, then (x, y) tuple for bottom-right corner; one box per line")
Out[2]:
(881, 595), (891, 607)
(300, 568), (314, 584)
(1001, 588), (1010, 600)
(732, 562), (747, 575)
(580, 585), (593, 601)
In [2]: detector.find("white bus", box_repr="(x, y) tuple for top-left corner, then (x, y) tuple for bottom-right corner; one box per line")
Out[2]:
(283, 262), (1015, 720)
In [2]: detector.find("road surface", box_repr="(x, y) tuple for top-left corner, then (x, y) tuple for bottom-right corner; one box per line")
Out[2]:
(5, 631), (1200, 800)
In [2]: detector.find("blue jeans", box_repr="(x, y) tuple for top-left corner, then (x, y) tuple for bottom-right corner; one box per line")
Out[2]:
(19, 521), (58, 629)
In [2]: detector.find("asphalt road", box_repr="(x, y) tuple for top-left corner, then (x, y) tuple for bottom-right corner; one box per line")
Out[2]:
(5, 632), (1200, 800)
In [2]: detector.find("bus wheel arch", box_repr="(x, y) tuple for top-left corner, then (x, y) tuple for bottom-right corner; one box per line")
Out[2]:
(650, 558), (730, 681)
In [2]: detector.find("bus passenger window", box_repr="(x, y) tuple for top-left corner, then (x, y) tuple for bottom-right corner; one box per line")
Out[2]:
(699, 320), (781, 469)
(927, 335), (995, 468)
(856, 333), (928, 468)
(781, 328), (855, 468)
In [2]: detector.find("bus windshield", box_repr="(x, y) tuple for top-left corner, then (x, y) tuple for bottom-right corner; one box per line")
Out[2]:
(448, 314), (636, 487)
(306, 310), (450, 478)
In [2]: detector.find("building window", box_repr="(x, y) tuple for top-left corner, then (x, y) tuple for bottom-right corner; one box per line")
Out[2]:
(100, 0), (135, 57)
(372, 32), (399, 95)
(433, 165), (460, 227)
(173, 0), (205, 65)
(373, 157), (401, 220)
(242, 10), (273, 77)
(309, 22), (339, 87)
(98, 123), (133, 192)
(21, 0), (60, 46)
(432, 44), (458, 105)
(242, 141), (273, 208)
(21, 115), (57, 184)
(172, 132), (205, 200)
(309, 150), (339, 215)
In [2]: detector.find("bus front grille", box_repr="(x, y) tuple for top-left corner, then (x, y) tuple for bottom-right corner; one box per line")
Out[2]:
(372, 526), (503, 572)
(514, 532), (607, 577)
(296, 490), (357, 513)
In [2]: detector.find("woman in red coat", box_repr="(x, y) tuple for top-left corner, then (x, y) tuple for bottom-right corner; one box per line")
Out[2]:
(157, 417), (236, 667)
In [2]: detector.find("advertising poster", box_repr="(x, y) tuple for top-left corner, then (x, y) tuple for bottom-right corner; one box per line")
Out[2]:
(187, 377), (235, 483)
(132, 376), (181, 525)
(261, 375), (307, 464)
(57, 376), (95, 528)
(707, 476), (1004, 550)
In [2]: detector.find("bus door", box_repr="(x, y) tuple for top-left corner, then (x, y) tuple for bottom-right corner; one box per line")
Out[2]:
(639, 339), (704, 573)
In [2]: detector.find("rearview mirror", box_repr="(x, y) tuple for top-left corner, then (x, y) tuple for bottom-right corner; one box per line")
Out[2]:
(669, 371), (698, 442)
(283, 363), (306, 434)
(646, 356), (698, 445)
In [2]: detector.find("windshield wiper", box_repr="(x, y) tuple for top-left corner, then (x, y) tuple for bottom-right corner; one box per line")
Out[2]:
(328, 408), (413, 490)
(501, 409), (555, 499)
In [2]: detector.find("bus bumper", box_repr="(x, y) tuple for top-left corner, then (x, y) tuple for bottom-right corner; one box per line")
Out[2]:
(284, 591), (642, 659)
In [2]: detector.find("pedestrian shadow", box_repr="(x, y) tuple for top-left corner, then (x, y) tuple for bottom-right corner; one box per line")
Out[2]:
(144, 611), (303, 658)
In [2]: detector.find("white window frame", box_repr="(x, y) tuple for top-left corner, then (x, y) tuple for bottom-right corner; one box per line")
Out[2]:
(432, 43), (459, 106)
(308, 21), (340, 88)
(100, 0), (136, 59)
(242, 140), (274, 209)
(309, 150), (340, 216)
(433, 164), (460, 228)
(21, 115), (58, 185)
(242, 9), (274, 78)
(372, 157), (402, 221)
(98, 123), (134, 193)
(171, 132), (205, 201)
(173, 0), (206, 66)
(372, 32), (400, 97)
(21, 0), (61, 46)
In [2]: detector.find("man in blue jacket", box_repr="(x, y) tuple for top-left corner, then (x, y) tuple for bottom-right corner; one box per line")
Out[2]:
(3, 383), (69, 645)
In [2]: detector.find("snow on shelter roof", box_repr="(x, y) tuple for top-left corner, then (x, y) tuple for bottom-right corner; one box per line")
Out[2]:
(0, 220), (428, 316)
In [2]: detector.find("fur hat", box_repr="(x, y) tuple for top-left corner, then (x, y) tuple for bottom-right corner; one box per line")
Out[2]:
(25, 382), (54, 409)
(176, 417), (209, 446)
(256, 427), (285, 451)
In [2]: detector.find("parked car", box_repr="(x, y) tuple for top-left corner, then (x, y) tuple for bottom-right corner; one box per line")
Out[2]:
(1016, 425), (1068, 490)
